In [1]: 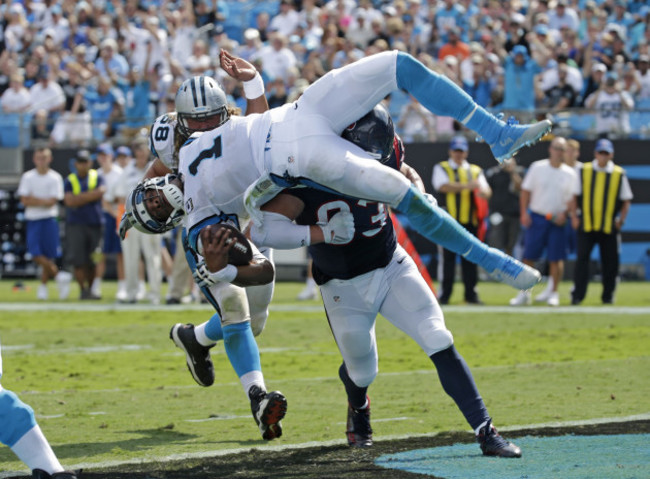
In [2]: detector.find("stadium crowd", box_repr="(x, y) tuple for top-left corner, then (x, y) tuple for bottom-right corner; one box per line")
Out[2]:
(0, 0), (649, 146)
(4, 0), (640, 306)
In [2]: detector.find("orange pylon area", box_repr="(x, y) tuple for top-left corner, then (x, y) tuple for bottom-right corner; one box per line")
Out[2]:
(391, 214), (436, 294)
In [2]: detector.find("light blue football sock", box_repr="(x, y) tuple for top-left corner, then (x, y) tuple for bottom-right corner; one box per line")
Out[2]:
(0, 389), (37, 447)
(204, 312), (224, 342)
(395, 52), (502, 144)
(222, 322), (262, 378)
(395, 186), (504, 273)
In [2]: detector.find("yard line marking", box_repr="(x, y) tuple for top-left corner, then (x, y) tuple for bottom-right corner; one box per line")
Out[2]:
(20, 413), (650, 474)
(1, 302), (649, 315)
(185, 415), (251, 422)
(16, 355), (649, 397)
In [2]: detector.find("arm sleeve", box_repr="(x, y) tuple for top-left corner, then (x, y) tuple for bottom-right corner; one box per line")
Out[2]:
(249, 211), (311, 250)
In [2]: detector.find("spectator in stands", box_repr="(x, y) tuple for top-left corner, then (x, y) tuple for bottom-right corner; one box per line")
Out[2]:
(93, 144), (127, 301)
(84, 76), (124, 142)
(50, 64), (91, 147)
(29, 67), (65, 141)
(510, 137), (576, 307)
(501, 45), (544, 114)
(63, 150), (106, 300)
(1, 73), (30, 113)
(114, 138), (162, 304)
(185, 38), (212, 75)
(485, 158), (524, 258)
(635, 54), (650, 99)
(438, 26), (470, 62)
(255, 11), (272, 43)
(254, 31), (297, 83)
(542, 64), (577, 112)
(94, 38), (129, 81)
(432, 136), (491, 305)
(435, 0), (465, 45)
(463, 54), (494, 108)
(396, 96), (436, 142)
(584, 71), (634, 138)
(580, 62), (606, 106)
(570, 139), (633, 305)
(270, 0), (301, 38)
(118, 60), (154, 142)
(548, 0), (579, 33)
(239, 28), (263, 61)
(17, 148), (72, 301)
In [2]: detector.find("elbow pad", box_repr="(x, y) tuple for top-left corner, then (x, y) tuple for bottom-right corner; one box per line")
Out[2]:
(250, 211), (311, 250)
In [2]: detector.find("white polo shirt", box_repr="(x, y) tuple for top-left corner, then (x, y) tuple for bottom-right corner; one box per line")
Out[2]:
(17, 168), (64, 220)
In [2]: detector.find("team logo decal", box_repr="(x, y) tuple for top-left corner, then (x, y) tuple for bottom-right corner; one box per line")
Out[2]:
(333, 296), (340, 303)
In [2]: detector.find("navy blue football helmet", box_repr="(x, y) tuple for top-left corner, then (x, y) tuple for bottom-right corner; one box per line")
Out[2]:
(342, 103), (394, 163)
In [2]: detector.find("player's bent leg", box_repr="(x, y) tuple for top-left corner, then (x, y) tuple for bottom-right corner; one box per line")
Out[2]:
(246, 281), (274, 337)
(339, 363), (373, 448)
(395, 185), (541, 290)
(394, 52), (551, 163)
(296, 50), (399, 134)
(292, 135), (411, 207)
(170, 322), (216, 387)
(0, 388), (37, 448)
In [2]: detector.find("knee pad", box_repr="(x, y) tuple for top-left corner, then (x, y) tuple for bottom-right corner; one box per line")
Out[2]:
(418, 322), (454, 355)
(250, 310), (268, 337)
(216, 285), (251, 327)
(338, 329), (377, 388)
(0, 389), (37, 447)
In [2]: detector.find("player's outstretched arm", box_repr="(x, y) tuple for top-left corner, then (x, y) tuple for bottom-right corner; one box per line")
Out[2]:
(220, 49), (269, 115)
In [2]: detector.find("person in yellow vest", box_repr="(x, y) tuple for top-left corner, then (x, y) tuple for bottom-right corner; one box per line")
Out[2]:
(570, 139), (632, 305)
(63, 150), (106, 300)
(432, 136), (492, 305)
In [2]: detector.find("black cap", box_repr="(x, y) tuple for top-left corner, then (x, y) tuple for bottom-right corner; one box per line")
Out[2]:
(75, 150), (92, 162)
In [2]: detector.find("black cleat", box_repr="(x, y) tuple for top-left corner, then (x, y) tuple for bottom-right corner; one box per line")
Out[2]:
(170, 323), (215, 387)
(477, 418), (522, 458)
(346, 396), (373, 447)
(249, 385), (287, 440)
(33, 469), (80, 479)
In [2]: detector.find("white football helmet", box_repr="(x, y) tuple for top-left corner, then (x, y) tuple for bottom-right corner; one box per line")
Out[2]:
(175, 76), (229, 137)
(119, 174), (185, 239)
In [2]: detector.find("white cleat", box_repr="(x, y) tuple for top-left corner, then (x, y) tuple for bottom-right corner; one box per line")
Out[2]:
(546, 292), (560, 306)
(509, 290), (532, 306)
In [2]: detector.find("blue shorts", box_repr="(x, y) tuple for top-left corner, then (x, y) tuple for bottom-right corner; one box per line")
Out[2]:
(102, 212), (122, 254)
(26, 218), (61, 259)
(523, 212), (567, 262)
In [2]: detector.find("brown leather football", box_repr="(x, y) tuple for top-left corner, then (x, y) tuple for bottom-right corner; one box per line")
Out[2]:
(200, 223), (253, 266)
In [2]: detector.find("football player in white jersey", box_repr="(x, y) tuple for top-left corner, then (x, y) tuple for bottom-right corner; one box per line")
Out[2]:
(124, 49), (548, 297)
(124, 51), (288, 441)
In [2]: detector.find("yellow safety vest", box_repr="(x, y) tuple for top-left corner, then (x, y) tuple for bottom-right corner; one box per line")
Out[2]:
(580, 163), (623, 234)
(440, 161), (482, 226)
(67, 169), (98, 195)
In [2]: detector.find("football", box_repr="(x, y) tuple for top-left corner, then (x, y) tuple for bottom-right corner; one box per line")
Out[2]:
(200, 223), (253, 266)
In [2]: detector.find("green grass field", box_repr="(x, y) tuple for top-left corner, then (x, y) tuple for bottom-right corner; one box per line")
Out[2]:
(0, 279), (649, 474)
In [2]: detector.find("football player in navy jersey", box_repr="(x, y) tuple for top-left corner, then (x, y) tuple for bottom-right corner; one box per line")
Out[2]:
(249, 104), (522, 457)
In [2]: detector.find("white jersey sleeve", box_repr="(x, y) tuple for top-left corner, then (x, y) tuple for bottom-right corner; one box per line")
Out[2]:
(149, 113), (181, 171)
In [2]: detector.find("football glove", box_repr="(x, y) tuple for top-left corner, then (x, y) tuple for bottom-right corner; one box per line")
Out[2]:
(319, 211), (355, 244)
(192, 261), (237, 287)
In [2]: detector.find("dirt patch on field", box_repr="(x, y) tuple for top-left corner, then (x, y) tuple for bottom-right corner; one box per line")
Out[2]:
(8, 420), (649, 479)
